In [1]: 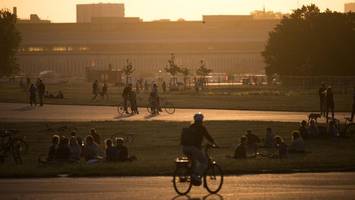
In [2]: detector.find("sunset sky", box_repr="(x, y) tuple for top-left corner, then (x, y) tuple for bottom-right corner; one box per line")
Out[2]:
(0, 0), (352, 22)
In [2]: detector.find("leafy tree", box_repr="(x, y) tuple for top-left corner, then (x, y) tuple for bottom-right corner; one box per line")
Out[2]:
(164, 53), (181, 87)
(0, 9), (21, 77)
(122, 59), (134, 85)
(196, 60), (212, 88)
(262, 4), (355, 78)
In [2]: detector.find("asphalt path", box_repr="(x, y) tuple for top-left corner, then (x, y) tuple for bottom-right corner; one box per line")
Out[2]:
(0, 102), (349, 123)
(0, 172), (354, 200)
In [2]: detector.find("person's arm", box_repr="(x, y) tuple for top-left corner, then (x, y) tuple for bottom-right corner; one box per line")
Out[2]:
(202, 127), (215, 145)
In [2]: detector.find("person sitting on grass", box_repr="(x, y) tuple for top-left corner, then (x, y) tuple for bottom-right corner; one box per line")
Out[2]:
(246, 130), (260, 157)
(90, 128), (101, 145)
(308, 119), (319, 138)
(69, 136), (81, 162)
(116, 137), (136, 162)
(288, 131), (305, 153)
(274, 136), (288, 159)
(47, 135), (60, 162)
(264, 127), (275, 148)
(299, 120), (309, 139)
(234, 136), (247, 159)
(55, 136), (71, 163)
(82, 135), (103, 164)
(105, 139), (119, 162)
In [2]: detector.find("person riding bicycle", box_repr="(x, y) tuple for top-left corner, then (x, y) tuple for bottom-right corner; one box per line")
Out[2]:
(180, 112), (217, 186)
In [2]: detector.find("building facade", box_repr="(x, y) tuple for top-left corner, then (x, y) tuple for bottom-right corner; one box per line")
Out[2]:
(76, 3), (125, 23)
(16, 16), (279, 78)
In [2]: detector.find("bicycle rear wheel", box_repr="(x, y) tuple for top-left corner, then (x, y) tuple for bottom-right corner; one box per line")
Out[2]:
(204, 164), (223, 194)
(117, 103), (132, 115)
(164, 102), (175, 114)
(173, 166), (192, 195)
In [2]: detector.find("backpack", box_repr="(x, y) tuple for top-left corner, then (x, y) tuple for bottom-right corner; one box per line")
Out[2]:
(180, 127), (196, 146)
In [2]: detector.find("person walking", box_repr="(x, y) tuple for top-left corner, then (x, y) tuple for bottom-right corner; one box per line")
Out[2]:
(91, 80), (99, 100)
(37, 79), (46, 106)
(29, 83), (37, 107)
(318, 83), (327, 117)
(122, 84), (132, 114)
(326, 86), (335, 122)
(101, 82), (108, 100)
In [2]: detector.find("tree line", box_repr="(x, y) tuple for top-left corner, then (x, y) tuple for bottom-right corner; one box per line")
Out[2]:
(262, 5), (355, 78)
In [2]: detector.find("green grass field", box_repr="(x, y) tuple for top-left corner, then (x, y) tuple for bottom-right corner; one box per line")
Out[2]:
(0, 82), (353, 112)
(0, 121), (354, 177)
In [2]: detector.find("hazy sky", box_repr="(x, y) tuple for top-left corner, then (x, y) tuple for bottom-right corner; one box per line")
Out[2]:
(0, 0), (352, 22)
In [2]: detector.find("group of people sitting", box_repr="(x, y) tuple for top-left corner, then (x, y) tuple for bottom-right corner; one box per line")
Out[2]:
(233, 128), (306, 160)
(299, 119), (342, 138)
(44, 128), (136, 164)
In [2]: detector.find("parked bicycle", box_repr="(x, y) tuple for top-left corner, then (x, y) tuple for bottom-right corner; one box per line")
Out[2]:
(173, 144), (223, 195)
(0, 129), (28, 164)
(117, 101), (133, 115)
(147, 97), (175, 115)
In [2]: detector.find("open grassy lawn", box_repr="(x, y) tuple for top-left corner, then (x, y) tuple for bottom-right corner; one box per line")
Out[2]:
(0, 121), (354, 177)
(0, 82), (353, 112)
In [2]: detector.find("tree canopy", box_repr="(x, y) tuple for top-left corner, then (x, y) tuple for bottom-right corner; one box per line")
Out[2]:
(0, 9), (21, 77)
(262, 5), (355, 77)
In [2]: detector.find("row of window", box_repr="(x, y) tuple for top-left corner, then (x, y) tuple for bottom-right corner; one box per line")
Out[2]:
(19, 47), (89, 52)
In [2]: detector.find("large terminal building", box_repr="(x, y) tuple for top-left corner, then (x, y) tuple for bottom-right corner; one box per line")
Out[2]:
(15, 3), (281, 77)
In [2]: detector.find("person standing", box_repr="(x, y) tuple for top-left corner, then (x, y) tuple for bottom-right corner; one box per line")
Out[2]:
(129, 89), (139, 114)
(326, 86), (335, 121)
(91, 80), (99, 100)
(101, 82), (108, 100)
(318, 83), (327, 117)
(29, 83), (37, 107)
(162, 81), (167, 93)
(135, 80), (140, 94)
(37, 79), (46, 106)
(351, 87), (355, 122)
(122, 84), (132, 114)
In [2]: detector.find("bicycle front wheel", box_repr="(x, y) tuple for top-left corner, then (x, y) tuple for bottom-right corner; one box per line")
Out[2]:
(173, 166), (192, 195)
(204, 164), (223, 194)
(164, 102), (175, 114)
(117, 104), (125, 115)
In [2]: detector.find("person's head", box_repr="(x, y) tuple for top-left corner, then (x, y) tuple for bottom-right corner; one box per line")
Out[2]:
(292, 131), (300, 140)
(240, 136), (247, 144)
(301, 120), (307, 127)
(52, 135), (60, 145)
(70, 136), (78, 145)
(105, 139), (113, 148)
(193, 112), (204, 124)
(153, 83), (157, 88)
(90, 128), (96, 135)
(246, 130), (252, 135)
(70, 131), (76, 137)
(85, 135), (94, 145)
(266, 127), (272, 134)
(116, 137), (124, 146)
(274, 136), (283, 145)
(321, 82), (325, 88)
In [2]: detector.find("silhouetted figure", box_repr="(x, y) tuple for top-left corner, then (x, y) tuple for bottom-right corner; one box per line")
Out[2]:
(162, 81), (167, 93)
(327, 120), (339, 137)
(29, 83), (37, 106)
(105, 139), (119, 162)
(47, 135), (60, 162)
(135, 80), (140, 94)
(129, 90), (139, 114)
(246, 130), (260, 156)
(122, 84), (132, 114)
(308, 119), (319, 138)
(82, 135), (102, 163)
(234, 136), (247, 159)
(90, 128), (101, 145)
(180, 113), (216, 186)
(351, 87), (355, 122)
(326, 87), (335, 121)
(299, 120), (309, 139)
(150, 83), (161, 114)
(288, 131), (305, 153)
(92, 80), (99, 100)
(55, 136), (71, 162)
(101, 82), (108, 100)
(56, 90), (64, 99)
(319, 83), (327, 116)
(37, 79), (46, 106)
(274, 136), (288, 159)
(69, 136), (81, 162)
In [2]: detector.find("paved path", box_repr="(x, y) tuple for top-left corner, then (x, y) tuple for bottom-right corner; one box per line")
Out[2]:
(0, 102), (348, 123)
(0, 172), (354, 200)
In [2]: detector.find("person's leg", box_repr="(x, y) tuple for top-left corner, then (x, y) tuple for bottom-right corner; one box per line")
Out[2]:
(123, 98), (128, 112)
(331, 104), (335, 120)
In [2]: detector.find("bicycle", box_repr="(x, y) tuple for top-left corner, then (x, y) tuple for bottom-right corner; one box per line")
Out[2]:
(172, 144), (223, 195)
(117, 101), (133, 115)
(147, 97), (175, 115)
(0, 129), (28, 164)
